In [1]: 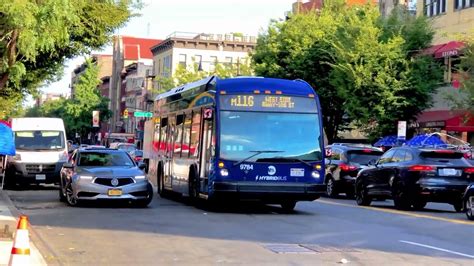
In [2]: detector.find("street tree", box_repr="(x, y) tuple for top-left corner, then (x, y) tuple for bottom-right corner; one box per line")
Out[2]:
(330, 6), (443, 139)
(445, 34), (474, 118)
(252, 1), (351, 142)
(0, 0), (137, 100)
(252, 2), (442, 142)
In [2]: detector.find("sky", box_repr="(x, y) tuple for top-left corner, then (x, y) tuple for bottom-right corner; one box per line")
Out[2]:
(40, 0), (295, 98)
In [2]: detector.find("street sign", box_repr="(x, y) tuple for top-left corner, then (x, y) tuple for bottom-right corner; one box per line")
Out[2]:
(134, 111), (153, 118)
(92, 110), (100, 128)
(203, 108), (213, 119)
(397, 121), (407, 140)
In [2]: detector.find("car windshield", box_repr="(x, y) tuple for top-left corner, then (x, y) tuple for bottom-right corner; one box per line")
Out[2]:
(15, 130), (65, 151)
(134, 150), (143, 156)
(118, 145), (136, 152)
(78, 152), (135, 167)
(347, 150), (383, 165)
(220, 111), (322, 162)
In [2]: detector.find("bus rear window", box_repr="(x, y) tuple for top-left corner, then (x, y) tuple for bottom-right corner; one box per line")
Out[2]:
(420, 151), (464, 159)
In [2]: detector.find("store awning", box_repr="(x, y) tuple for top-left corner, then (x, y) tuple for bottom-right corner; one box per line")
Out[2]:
(417, 110), (474, 132)
(420, 43), (445, 56)
(434, 41), (465, 58)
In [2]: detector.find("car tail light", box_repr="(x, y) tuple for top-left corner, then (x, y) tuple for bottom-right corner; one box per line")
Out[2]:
(363, 149), (372, 153)
(465, 168), (474, 174)
(340, 163), (357, 171)
(134, 156), (142, 161)
(409, 165), (435, 172)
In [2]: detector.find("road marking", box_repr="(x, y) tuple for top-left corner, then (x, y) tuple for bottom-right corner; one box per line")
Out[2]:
(399, 240), (474, 259)
(317, 199), (474, 226)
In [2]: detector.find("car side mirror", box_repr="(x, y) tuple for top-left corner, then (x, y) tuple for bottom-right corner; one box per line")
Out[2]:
(138, 162), (146, 170)
(63, 162), (74, 169)
(324, 158), (331, 165)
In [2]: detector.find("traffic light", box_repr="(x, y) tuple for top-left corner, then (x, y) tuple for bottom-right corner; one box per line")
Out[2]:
(123, 109), (129, 119)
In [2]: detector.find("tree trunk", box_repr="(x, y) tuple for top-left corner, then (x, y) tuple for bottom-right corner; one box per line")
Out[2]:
(0, 29), (19, 90)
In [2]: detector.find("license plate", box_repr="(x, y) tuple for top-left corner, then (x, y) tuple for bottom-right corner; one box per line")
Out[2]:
(107, 189), (122, 196)
(438, 168), (458, 176)
(35, 174), (46, 180)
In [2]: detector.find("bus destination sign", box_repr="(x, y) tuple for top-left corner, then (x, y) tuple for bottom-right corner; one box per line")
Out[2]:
(220, 94), (317, 113)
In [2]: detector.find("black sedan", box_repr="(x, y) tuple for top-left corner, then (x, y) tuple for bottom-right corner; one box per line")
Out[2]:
(325, 144), (383, 198)
(463, 184), (474, 220)
(355, 147), (474, 211)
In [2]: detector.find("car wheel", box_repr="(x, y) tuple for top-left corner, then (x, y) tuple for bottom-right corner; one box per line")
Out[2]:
(326, 177), (337, 198)
(453, 201), (463, 213)
(355, 181), (371, 206)
(466, 197), (474, 221)
(281, 201), (297, 212)
(65, 183), (79, 207)
(188, 170), (199, 204)
(157, 167), (170, 198)
(392, 183), (411, 210)
(134, 183), (153, 208)
(412, 199), (427, 210)
(59, 181), (66, 202)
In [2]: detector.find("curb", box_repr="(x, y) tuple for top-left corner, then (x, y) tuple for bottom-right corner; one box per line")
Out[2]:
(0, 191), (16, 239)
(0, 190), (52, 265)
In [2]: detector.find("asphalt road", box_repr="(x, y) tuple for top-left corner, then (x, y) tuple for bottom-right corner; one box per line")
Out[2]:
(5, 185), (474, 265)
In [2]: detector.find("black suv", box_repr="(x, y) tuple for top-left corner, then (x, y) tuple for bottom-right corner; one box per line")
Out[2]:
(325, 144), (384, 198)
(355, 147), (474, 211)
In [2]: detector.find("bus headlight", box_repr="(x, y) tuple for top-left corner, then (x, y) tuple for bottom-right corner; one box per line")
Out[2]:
(311, 170), (321, 179)
(220, 169), (229, 177)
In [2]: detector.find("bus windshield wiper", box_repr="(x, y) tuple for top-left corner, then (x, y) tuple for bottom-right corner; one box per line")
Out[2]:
(257, 156), (314, 167)
(232, 150), (284, 167)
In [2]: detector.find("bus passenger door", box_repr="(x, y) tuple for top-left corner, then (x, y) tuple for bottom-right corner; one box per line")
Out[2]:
(164, 116), (176, 190)
(199, 108), (214, 193)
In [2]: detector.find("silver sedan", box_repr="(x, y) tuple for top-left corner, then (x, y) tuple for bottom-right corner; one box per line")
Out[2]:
(59, 148), (153, 207)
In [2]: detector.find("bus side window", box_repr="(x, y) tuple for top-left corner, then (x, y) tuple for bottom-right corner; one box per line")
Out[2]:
(190, 111), (201, 158)
(159, 118), (168, 153)
(182, 114), (192, 158)
(174, 114), (185, 157)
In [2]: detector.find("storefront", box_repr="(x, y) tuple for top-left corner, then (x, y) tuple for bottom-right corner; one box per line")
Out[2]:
(416, 110), (474, 145)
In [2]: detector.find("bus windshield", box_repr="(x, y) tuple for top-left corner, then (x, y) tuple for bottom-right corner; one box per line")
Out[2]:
(219, 111), (322, 162)
(15, 130), (65, 151)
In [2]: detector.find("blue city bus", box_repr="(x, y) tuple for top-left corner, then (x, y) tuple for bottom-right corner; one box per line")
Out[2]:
(147, 76), (326, 210)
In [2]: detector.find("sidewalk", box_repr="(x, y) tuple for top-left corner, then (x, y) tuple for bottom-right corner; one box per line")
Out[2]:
(0, 190), (47, 266)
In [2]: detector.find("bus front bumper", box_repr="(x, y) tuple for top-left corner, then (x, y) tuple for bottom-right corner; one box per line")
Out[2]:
(211, 181), (326, 202)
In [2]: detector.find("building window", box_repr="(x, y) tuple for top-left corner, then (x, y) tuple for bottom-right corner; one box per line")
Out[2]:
(179, 54), (187, 68)
(209, 56), (218, 72)
(194, 55), (202, 70)
(224, 57), (233, 68)
(454, 0), (474, 10)
(424, 0), (446, 16)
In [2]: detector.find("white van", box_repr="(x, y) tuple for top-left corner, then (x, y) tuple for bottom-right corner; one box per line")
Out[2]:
(7, 118), (68, 186)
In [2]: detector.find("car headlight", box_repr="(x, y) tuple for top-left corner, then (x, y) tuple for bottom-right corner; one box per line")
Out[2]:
(13, 154), (21, 161)
(79, 175), (94, 180)
(220, 169), (229, 177)
(135, 175), (146, 180)
(311, 170), (321, 179)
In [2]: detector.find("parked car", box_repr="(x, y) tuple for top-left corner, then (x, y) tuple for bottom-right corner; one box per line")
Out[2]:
(355, 147), (474, 211)
(325, 144), (384, 198)
(463, 184), (474, 220)
(114, 143), (137, 155)
(59, 148), (153, 207)
(129, 150), (143, 163)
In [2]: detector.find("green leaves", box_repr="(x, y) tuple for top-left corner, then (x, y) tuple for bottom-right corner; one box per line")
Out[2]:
(0, 0), (136, 100)
(253, 3), (442, 142)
